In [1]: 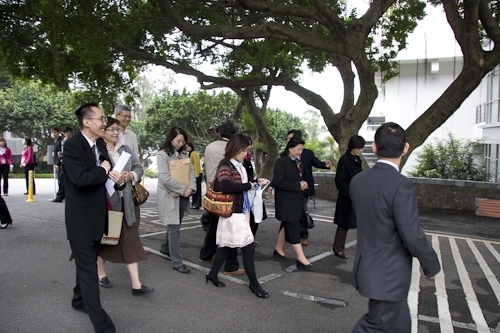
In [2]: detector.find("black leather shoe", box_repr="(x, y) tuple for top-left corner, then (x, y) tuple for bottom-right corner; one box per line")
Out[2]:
(249, 285), (269, 298)
(173, 264), (190, 274)
(159, 250), (170, 256)
(51, 199), (63, 202)
(273, 249), (289, 260)
(0, 221), (12, 229)
(99, 276), (112, 288)
(334, 252), (348, 260)
(132, 285), (154, 296)
(296, 260), (313, 271)
(71, 304), (87, 314)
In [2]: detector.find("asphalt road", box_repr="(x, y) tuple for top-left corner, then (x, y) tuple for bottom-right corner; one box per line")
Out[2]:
(1, 178), (499, 333)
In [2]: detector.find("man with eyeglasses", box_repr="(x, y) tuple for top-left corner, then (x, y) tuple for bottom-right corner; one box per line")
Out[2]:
(114, 104), (139, 159)
(63, 102), (120, 333)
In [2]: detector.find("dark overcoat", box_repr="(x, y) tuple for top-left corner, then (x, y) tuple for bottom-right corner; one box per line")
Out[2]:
(273, 155), (304, 222)
(333, 151), (363, 229)
(301, 148), (328, 197)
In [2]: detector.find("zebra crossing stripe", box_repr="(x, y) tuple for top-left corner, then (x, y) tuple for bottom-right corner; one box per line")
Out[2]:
(433, 235), (454, 333)
(409, 258), (421, 333)
(467, 239), (500, 310)
(484, 242), (500, 263)
(449, 238), (490, 333)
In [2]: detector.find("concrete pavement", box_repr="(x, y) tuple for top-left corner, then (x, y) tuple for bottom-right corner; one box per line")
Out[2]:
(1, 178), (500, 333)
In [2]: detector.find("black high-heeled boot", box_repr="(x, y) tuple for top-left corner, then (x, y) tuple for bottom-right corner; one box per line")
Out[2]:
(205, 274), (225, 287)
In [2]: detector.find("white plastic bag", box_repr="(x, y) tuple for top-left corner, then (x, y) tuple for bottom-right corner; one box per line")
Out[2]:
(248, 182), (269, 223)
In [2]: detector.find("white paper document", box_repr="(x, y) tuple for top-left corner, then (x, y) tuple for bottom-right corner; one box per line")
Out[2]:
(105, 151), (131, 196)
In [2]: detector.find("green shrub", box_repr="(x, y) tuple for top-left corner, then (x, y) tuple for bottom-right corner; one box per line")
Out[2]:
(144, 168), (158, 178)
(408, 134), (490, 181)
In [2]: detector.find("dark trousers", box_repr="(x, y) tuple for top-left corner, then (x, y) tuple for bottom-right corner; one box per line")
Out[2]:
(352, 298), (410, 333)
(0, 196), (12, 224)
(199, 213), (239, 272)
(70, 240), (115, 333)
(333, 226), (349, 254)
(208, 243), (259, 287)
(191, 176), (202, 208)
(299, 196), (309, 239)
(24, 163), (36, 194)
(55, 167), (65, 200)
(0, 164), (9, 195)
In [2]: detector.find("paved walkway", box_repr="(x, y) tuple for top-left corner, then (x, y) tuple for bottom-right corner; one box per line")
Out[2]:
(1, 178), (499, 333)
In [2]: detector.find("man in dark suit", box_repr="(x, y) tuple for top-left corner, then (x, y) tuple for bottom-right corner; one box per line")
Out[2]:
(350, 122), (441, 332)
(64, 102), (124, 333)
(287, 130), (331, 245)
(51, 126), (64, 202)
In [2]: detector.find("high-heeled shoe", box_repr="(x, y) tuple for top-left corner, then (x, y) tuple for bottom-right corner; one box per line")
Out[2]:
(296, 260), (313, 271)
(249, 285), (269, 298)
(0, 221), (12, 229)
(273, 249), (289, 260)
(205, 274), (225, 287)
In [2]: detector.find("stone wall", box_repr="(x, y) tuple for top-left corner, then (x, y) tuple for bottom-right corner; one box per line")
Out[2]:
(312, 172), (500, 212)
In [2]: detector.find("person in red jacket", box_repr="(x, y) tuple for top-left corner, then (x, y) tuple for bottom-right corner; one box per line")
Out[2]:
(20, 137), (36, 195)
(0, 137), (13, 196)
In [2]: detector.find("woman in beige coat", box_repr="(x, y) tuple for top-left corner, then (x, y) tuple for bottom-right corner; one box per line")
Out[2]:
(157, 127), (196, 274)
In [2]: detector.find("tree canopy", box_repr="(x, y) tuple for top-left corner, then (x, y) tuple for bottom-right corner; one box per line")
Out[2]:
(0, 80), (77, 156)
(1, 0), (499, 174)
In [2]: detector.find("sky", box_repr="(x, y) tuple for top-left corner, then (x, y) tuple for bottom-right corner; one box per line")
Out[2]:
(163, 1), (460, 120)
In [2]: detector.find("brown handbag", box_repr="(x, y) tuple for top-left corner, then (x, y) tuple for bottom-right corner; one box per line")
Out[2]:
(132, 182), (150, 206)
(202, 177), (234, 218)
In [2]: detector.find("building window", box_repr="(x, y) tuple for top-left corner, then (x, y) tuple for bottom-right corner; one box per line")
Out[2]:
(486, 66), (500, 124)
(485, 144), (499, 182)
(367, 116), (385, 131)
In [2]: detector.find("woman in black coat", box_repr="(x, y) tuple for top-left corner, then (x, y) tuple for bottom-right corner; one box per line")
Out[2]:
(333, 135), (365, 260)
(272, 136), (312, 270)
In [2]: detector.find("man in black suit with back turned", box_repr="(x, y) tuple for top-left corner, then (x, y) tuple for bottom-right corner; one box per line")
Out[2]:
(64, 103), (125, 333)
(350, 122), (441, 332)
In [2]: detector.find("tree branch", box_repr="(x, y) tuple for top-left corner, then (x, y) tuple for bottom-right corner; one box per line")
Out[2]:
(357, 0), (397, 36)
(478, 0), (500, 45)
(154, 0), (348, 55)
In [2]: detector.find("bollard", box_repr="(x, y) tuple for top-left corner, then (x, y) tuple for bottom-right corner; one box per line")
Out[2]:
(26, 170), (35, 202)
(141, 175), (145, 187)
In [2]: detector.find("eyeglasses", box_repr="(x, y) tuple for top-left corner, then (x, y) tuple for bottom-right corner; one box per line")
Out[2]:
(173, 139), (186, 146)
(105, 127), (122, 133)
(118, 114), (132, 119)
(86, 116), (108, 123)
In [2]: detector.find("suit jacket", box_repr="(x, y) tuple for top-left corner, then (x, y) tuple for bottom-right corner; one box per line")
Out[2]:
(63, 132), (111, 241)
(300, 148), (328, 197)
(333, 151), (362, 229)
(273, 155), (304, 222)
(53, 136), (64, 166)
(350, 162), (441, 302)
(107, 144), (143, 227)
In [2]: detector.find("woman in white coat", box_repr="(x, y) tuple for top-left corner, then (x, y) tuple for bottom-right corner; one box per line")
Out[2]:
(157, 127), (196, 274)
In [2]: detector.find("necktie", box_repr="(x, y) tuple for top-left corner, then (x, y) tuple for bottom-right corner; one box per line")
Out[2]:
(92, 144), (98, 165)
(295, 158), (302, 176)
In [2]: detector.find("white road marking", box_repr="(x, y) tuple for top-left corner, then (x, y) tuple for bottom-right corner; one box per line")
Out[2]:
(433, 235), (454, 333)
(283, 291), (346, 306)
(409, 257), (421, 333)
(467, 239), (500, 307)
(449, 238), (490, 333)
